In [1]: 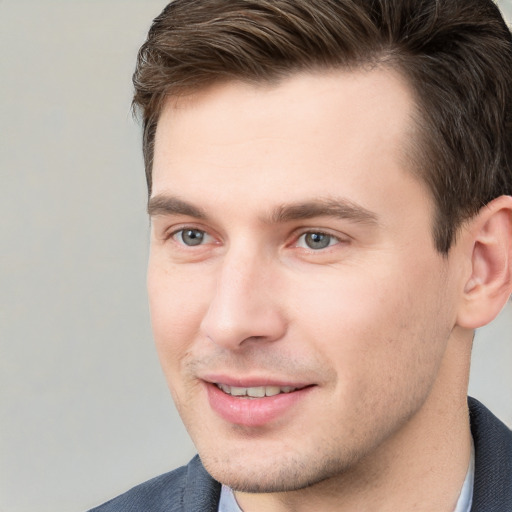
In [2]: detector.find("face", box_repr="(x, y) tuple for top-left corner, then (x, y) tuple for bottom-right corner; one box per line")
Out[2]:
(148, 69), (461, 492)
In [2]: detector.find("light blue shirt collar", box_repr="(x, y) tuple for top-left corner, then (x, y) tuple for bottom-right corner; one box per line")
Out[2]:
(218, 445), (475, 512)
(218, 485), (243, 512)
(453, 441), (475, 512)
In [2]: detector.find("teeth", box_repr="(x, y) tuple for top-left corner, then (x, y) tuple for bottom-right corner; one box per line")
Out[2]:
(247, 386), (265, 398)
(230, 386), (246, 396)
(264, 386), (281, 397)
(216, 384), (298, 398)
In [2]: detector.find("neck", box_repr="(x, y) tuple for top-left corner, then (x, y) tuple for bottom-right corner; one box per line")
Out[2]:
(235, 331), (473, 512)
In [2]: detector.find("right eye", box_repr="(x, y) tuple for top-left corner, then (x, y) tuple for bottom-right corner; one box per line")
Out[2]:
(172, 228), (212, 246)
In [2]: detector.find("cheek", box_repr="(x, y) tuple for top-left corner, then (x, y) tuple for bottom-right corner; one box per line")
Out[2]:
(147, 259), (212, 373)
(289, 261), (449, 391)
(288, 270), (450, 447)
(290, 267), (398, 345)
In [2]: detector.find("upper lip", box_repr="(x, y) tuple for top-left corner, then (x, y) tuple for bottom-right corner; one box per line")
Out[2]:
(201, 374), (313, 389)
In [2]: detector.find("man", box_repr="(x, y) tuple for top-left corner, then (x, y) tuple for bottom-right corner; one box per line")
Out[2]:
(90, 0), (512, 510)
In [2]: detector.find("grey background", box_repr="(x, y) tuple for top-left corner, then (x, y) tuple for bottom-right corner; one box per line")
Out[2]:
(0, 1), (510, 511)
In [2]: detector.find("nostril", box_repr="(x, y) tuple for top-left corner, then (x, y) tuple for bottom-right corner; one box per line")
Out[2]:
(205, 333), (266, 346)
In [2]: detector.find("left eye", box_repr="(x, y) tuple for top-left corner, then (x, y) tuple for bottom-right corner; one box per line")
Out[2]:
(173, 228), (210, 246)
(296, 232), (338, 250)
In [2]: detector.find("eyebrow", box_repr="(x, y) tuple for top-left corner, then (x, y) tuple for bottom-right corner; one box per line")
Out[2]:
(148, 195), (207, 219)
(148, 194), (378, 226)
(268, 198), (379, 226)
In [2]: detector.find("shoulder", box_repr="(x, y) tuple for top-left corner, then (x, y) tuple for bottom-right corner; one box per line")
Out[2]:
(468, 397), (512, 511)
(87, 455), (221, 512)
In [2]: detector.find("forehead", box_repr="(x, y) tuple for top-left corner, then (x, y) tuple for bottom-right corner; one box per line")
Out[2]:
(151, 68), (425, 219)
(155, 68), (414, 147)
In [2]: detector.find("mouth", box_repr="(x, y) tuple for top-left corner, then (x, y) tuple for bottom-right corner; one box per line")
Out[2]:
(214, 383), (302, 398)
(206, 380), (315, 427)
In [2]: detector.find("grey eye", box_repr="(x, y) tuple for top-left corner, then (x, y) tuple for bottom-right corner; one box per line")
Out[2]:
(180, 229), (205, 246)
(303, 232), (333, 250)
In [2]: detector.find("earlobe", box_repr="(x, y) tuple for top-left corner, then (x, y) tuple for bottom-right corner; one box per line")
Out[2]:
(457, 195), (512, 329)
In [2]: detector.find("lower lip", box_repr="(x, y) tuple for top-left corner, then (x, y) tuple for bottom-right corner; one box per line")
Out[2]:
(206, 383), (313, 427)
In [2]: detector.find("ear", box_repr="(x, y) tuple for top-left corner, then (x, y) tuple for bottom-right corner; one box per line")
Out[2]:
(456, 195), (512, 329)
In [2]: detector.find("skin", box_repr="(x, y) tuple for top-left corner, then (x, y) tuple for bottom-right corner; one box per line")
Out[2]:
(148, 69), (486, 511)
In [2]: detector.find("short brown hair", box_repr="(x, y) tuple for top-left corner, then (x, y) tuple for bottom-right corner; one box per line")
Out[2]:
(133, 0), (512, 252)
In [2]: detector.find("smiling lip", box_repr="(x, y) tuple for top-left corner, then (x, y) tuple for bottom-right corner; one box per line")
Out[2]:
(204, 377), (315, 427)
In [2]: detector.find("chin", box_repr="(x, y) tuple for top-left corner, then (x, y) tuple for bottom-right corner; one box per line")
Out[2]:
(200, 447), (356, 494)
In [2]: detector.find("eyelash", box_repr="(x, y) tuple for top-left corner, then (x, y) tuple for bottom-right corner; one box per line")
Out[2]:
(167, 226), (344, 253)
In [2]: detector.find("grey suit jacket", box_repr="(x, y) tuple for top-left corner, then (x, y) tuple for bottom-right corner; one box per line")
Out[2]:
(89, 397), (512, 511)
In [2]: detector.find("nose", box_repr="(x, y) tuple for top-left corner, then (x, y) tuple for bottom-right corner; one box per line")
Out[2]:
(199, 248), (287, 350)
